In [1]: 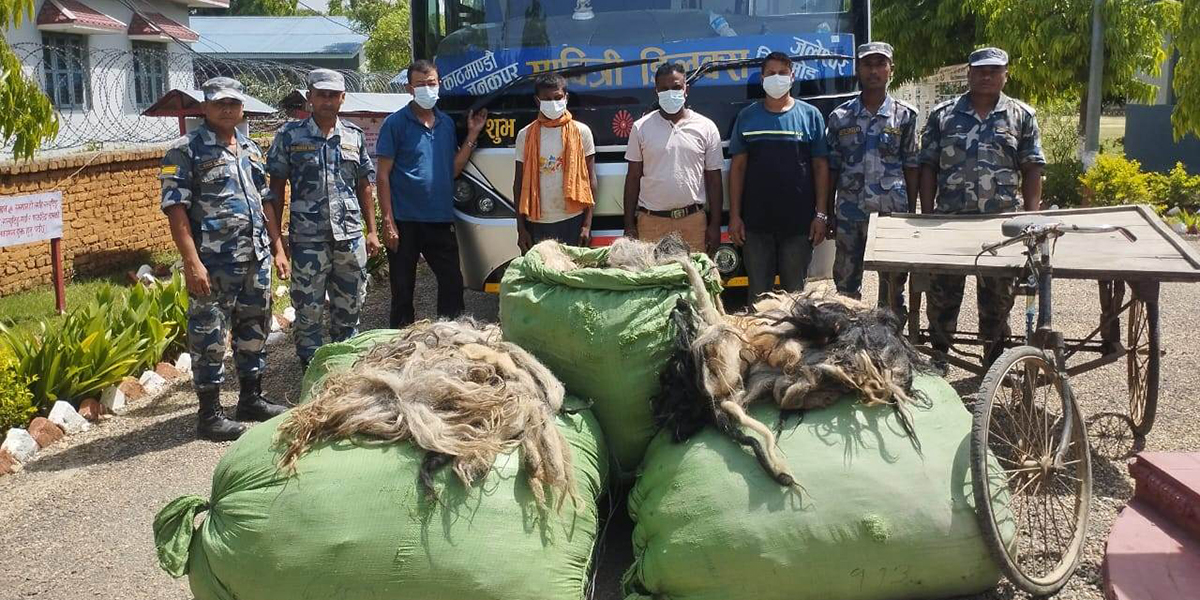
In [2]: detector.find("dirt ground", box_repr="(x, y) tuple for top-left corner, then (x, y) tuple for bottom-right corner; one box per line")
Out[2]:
(2, 255), (1198, 600)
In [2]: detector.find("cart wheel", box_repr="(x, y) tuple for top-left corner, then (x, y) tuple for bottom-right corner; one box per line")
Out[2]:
(1088, 411), (1138, 460)
(1126, 299), (1160, 437)
(972, 346), (1092, 597)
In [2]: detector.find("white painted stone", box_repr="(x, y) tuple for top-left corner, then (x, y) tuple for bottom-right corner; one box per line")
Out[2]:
(136, 264), (154, 279)
(275, 284), (288, 298)
(139, 371), (169, 395)
(267, 331), (287, 345)
(2, 429), (38, 462)
(100, 385), (127, 413)
(174, 353), (192, 374)
(48, 401), (90, 434)
(282, 306), (296, 324)
(1167, 206), (1182, 216)
(1173, 222), (1188, 235)
(270, 315), (283, 332)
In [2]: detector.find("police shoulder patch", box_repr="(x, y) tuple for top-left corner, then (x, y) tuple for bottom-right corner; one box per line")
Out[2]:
(883, 126), (902, 136)
(160, 165), (179, 176)
(838, 126), (862, 136)
(289, 143), (318, 152)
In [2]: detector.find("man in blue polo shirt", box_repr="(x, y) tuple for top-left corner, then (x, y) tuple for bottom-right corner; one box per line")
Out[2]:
(376, 59), (487, 328)
(728, 51), (830, 299)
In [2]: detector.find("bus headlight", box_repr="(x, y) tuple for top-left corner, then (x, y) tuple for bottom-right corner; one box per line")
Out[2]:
(453, 179), (474, 206)
(713, 245), (739, 275)
(476, 196), (495, 214)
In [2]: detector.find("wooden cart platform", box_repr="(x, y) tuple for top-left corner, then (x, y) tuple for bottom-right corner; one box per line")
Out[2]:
(863, 205), (1200, 438)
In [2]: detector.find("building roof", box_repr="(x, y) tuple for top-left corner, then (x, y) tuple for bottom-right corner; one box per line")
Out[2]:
(281, 89), (412, 117)
(190, 16), (367, 59)
(128, 12), (198, 43)
(140, 88), (278, 118)
(37, 0), (125, 34)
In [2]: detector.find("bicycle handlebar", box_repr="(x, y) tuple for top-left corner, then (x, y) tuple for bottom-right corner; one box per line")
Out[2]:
(980, 219), (1138, 256)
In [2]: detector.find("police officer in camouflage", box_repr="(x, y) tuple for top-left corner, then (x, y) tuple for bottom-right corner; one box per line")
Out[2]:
(160, 77), (288, 442)
(266, 69), (379, 372)
(919, 47), (1046, 371)
(827, 42), (919, 317)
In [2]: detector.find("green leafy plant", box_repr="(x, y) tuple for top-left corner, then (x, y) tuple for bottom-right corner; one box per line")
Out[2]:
(1079, 154), (1155, 208)
(1146, 162), (1200, 208)
(0, 352), (37, 431)
(1044, 160), (1086, 208)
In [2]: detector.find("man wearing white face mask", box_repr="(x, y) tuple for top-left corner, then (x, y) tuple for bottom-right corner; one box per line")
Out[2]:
(513, 74), (598, 251)
(623, 62), (724, 254)
(376, 59), (487, 328)
(728, 51), (831, 299)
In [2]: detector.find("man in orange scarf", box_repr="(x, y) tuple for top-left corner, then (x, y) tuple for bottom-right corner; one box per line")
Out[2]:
(513, 74), (597, 251)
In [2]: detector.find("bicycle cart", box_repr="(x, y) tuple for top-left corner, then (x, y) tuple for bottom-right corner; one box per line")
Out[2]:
(863, 205), (1200, 596)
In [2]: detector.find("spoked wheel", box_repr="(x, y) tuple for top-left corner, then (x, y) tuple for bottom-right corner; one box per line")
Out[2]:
(972, 346), (1092, 596)
(1126, 298), (1160, 437)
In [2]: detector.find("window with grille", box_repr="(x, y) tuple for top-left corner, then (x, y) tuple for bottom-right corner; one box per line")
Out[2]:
(132, 41), (169, 109)
(42, 33), (92, 110)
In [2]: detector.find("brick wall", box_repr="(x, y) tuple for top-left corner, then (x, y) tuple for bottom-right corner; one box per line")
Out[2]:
(0, 148), (174, 296)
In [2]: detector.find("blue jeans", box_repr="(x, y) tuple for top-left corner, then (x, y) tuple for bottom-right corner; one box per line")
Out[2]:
(743, 229), (813, 299)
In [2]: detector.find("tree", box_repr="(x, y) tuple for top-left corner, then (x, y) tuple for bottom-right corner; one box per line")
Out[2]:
(1, 0), (59, 159)
(332, 0), (412, 72)
(362, 3), (412, 73)
(1173, 0), (1200, 138)
(875, 0), (1180, 114)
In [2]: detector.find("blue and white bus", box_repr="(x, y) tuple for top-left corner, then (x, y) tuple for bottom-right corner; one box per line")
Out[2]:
(410, 0), (870, 291)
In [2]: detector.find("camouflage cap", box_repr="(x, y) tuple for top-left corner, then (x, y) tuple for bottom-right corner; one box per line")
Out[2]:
(857, 42), (894, 60)
(307, 68), (346, 92)
(969, 47), (1009, 67)
(202, 77), (247, 103)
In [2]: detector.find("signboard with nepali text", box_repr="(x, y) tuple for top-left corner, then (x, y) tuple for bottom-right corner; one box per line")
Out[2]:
(0, 191), (64, 248)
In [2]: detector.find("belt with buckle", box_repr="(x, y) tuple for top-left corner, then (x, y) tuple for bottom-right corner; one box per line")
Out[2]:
(638, 204), (703, 219)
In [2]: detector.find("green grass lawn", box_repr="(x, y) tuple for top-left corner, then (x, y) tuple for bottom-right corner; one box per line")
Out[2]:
(1100, 115), (1125, 148)
(0, 252), (292, 339)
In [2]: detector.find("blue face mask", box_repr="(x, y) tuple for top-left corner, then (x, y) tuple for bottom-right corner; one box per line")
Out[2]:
(657, 89), (686, 115)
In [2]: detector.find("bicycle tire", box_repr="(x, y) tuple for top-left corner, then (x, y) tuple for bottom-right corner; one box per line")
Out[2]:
(972, 346), (1092, 597)
(1126, 299), (1160, 437)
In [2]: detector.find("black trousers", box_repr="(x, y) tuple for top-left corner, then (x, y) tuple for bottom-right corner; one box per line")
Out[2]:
(387, 220), (465, 328)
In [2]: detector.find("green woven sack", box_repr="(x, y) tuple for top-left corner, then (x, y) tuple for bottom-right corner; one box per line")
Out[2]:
(154, 333), (609, 600)
(297, 328), (400, 401)
(500, 244), (721, 476)
(624, 375), (1008, 600)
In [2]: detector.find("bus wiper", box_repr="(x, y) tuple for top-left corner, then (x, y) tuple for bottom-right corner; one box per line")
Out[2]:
(468, 57), (657, 112)
(685, 53), (853, 84)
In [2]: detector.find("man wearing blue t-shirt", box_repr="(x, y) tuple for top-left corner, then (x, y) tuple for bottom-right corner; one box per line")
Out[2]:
(728, 51), (831, 299)
(376, 59), (486, 328)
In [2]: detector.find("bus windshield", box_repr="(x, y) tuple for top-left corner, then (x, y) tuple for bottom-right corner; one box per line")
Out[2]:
(432, 0), (859, 97)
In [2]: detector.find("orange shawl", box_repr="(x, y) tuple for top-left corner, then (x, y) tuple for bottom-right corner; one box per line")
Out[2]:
(519, 110), (594, 221)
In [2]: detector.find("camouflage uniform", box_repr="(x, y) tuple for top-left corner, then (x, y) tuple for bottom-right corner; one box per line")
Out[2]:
(919, 92), (1046, 362)
(160, 123), (273, 392)
(827, 93), (919, 318)
(266, 117), (374, 364)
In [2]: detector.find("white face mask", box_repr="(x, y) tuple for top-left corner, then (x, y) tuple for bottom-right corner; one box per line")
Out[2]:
(539, 98), (568, 120)
(657, 89), (686, 115)
(412, 85), (439, 109)
(762, 74), (793, 99)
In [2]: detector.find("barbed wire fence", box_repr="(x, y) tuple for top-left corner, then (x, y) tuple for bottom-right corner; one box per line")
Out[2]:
(7, 43), (403, 155)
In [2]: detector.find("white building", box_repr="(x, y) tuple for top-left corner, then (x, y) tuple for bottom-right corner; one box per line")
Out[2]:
(4, 0), (222, 152)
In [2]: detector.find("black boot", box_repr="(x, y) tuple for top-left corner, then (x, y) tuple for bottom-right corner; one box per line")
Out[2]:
(236, 375), (288, 422)
(197, 388), (246, 442)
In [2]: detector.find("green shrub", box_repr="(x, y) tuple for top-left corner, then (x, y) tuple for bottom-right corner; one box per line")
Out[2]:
(0, 274), (190, 410)
(0, 353), (37, 431)
(1079, 154), (1154, 208)
(1037, 101), (1082, 166)
(1146, 162), (1200, 208)
(1044, 160), (1085, 207)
